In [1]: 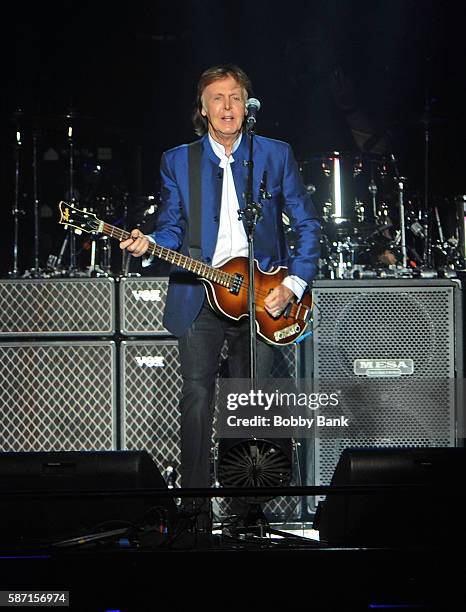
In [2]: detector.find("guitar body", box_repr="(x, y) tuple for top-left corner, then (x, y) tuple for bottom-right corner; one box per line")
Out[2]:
(201, 257), (312, 345)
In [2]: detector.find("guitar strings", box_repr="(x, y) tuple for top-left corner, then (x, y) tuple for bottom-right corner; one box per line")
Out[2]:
(102, 222), (309, 318)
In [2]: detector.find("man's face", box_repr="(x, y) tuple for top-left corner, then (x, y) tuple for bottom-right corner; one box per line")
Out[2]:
(201, 75), (246, 140)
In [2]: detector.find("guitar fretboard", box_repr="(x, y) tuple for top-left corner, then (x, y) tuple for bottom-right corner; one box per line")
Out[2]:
(101, 222), (233, 287)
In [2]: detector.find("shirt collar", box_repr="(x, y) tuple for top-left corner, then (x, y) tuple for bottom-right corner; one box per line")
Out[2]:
(208, 132), (242, 162)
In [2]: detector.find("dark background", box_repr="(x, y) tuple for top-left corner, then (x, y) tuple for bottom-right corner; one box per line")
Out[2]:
(2, 0), (465, 275)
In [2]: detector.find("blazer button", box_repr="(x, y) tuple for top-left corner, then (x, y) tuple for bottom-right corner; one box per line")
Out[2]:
(213, 216), (219, 223)
(205, 256), (211, 263)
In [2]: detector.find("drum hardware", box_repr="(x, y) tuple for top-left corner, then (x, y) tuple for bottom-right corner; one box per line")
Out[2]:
(321, 158), (331, 177)
(327, 238), (355, 279)
(98, 235), (112, 274)
(322, 200), (332, 222)
(332, 152), (343, 218)
(376, 201), (392, 227)
(409, 218), (426, 240)
(368, 178), (378, 218)
(389, 153), (409, 270)
(22, 128), (47, 278)
(352, 267), (377, 279)
(353, 156), (363, 178)
(434, 205), (444, 244)
(49, 109), (84, 277)
(354, 199), (365, 222)
(412, 268), (439, 279)
(454, 195), (466, 267)
(8, 109), (25, 278)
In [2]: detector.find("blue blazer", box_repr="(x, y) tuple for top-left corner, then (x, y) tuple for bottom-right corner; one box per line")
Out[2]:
(151, 133), (321, 337)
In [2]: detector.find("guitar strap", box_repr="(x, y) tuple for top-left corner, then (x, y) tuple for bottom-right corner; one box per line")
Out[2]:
(188, 140), (203, 261)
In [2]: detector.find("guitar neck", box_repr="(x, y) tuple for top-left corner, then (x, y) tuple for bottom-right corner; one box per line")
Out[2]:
(99, 221), (231, 285)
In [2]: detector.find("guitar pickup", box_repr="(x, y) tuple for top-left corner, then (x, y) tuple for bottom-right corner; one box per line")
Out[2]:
(229, 273), (243, 295)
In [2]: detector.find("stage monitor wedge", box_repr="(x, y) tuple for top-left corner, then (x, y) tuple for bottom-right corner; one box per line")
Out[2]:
(0, 450), (177, 546)
(314, 447), (466, 546)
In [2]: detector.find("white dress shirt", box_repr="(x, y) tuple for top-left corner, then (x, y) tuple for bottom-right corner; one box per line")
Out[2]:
(209, 133), (248, 266)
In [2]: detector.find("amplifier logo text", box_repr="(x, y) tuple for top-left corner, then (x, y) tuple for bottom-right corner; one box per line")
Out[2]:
(354, 359), (414, 377)
(131, 289), (162, 302)
(135, 356), (165, 367)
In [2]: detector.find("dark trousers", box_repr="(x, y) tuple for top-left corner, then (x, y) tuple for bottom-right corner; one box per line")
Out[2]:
(178, 301), (274, 489)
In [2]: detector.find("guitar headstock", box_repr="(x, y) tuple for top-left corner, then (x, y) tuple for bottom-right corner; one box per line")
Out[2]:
(58, 201), (101, 234)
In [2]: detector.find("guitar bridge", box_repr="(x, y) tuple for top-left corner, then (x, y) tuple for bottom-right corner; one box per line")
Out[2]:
(229, 273), (243, 295)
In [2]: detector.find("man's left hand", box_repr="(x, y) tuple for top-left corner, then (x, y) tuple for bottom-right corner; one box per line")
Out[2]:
(264, 285), (295, 318)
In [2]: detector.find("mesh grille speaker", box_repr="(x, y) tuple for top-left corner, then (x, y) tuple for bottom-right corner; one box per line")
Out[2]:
(120, 340), (182, 474)
(0, 279), (114, 336)
(0, 341), (116, 451)
(119, 277), (169, 335)
(308, 280), (461, 503)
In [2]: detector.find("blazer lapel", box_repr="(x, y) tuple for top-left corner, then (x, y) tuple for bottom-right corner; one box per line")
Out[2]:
(201, 135), (223, 260)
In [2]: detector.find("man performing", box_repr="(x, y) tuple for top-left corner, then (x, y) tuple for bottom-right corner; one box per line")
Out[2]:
(120, 64), (321, 524)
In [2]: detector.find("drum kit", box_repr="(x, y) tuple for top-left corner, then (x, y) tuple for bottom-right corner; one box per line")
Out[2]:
(298, 151), (464, 279)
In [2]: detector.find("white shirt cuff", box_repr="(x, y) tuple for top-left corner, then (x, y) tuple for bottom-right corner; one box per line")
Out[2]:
(141, 235), (155, 268)
(282, 275), (307, 301)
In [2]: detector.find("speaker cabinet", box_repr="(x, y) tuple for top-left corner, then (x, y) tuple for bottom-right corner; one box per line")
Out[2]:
(307, 279), (463, 509)
(119, 277), (169, 336)
(314, 447), (466, 545)
(0, 450), (176, 544)
(0, 341), (117, 452)
(120, 339), (182, 475)
(0, 278), (115, 336)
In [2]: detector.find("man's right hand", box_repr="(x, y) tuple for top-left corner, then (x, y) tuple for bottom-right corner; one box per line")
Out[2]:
(119, 229), (150, 257)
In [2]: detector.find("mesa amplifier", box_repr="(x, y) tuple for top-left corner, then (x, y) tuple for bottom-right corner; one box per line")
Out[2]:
(0, 341), (117, 452)
(307, 279), (463, 510)
(0, 278), (115, 336)
(120, 339), (182, 474)
(119, 277), (169, 336)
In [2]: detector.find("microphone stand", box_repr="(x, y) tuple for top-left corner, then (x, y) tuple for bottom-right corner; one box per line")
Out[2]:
(235, 126), (275, 537)
(238, 123), (270, 385)
(240, 128), (261, 384)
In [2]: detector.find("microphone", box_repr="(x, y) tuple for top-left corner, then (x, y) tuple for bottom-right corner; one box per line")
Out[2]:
(245, 98), (261, 133)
